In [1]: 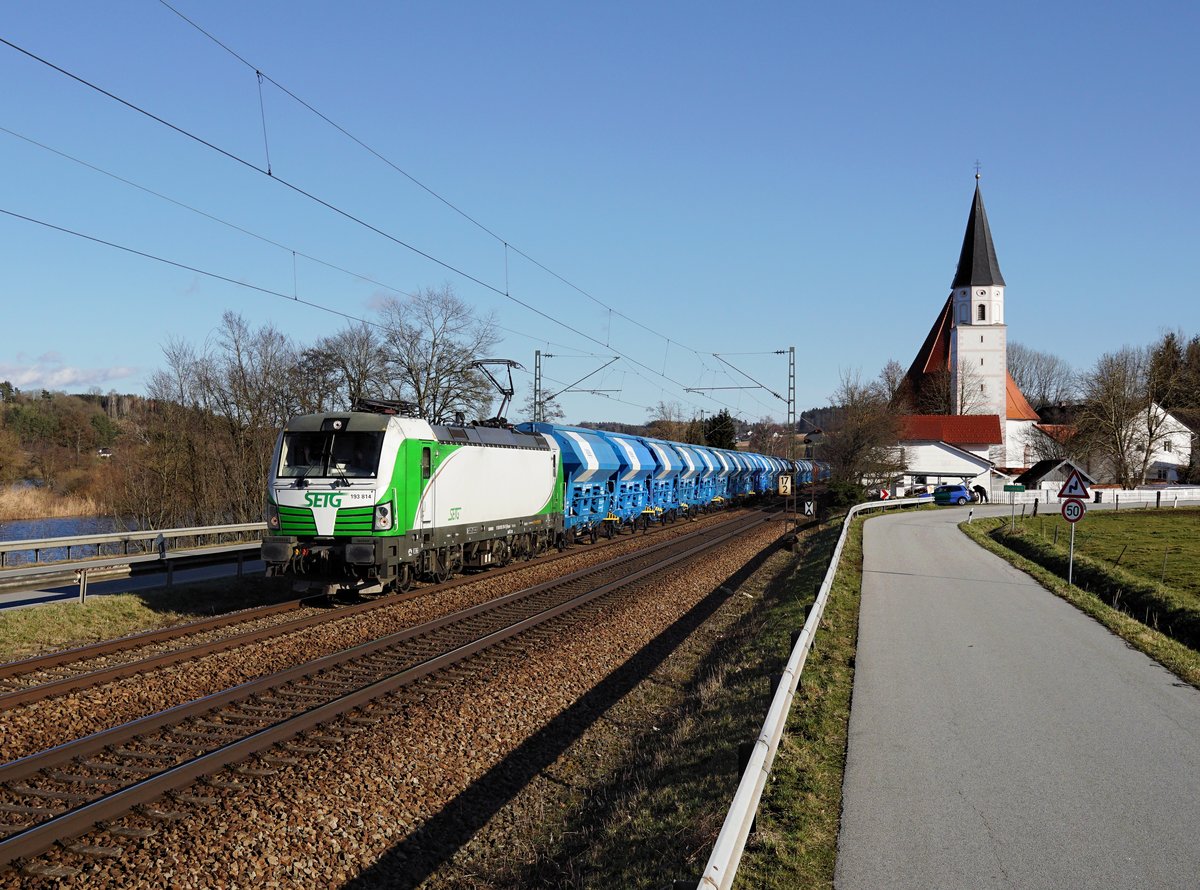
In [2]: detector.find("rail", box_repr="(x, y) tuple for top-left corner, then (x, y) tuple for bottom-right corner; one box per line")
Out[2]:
(697, 496), (928, 890)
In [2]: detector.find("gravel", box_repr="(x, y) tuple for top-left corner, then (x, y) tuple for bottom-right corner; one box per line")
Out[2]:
(2, 513), (785, 887)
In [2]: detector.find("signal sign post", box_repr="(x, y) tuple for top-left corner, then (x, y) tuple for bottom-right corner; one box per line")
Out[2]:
(1057, 468), (1091, 587)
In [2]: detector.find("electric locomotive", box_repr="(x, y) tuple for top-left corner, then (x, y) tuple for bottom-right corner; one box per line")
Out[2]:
(262, 397), (799, 594)
(261, 399), (564, 593)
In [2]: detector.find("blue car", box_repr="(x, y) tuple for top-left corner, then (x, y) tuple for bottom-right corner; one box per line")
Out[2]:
(933, 483), (974, 506)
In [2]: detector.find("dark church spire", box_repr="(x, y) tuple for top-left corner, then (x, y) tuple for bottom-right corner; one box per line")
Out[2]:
(951, 176), (1005, 288)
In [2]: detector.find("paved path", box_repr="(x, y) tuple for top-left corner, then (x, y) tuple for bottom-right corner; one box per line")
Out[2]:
(836, 506), (1200, 889)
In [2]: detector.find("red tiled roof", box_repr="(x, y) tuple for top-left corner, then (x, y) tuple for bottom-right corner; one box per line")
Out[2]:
(899, 414), (1003, 445)
(906, 295), (953, 382)
(1033, 423), (1075, 443)
(1006, 373), (1039, 420)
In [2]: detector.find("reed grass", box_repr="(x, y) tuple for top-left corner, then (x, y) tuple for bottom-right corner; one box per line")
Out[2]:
(0, 486), (102, 522)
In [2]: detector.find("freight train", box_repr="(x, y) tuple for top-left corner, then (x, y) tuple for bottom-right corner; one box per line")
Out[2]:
(260, 400), (825, 593)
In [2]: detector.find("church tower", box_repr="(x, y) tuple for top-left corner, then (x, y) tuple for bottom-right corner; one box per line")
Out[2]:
(948, 175), (1007, 419)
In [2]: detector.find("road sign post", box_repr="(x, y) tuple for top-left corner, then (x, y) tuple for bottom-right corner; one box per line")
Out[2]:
(1061, 497), (1086, 585)
(1001, 484), (1025, 530)
(1057, 471), (1090, 588)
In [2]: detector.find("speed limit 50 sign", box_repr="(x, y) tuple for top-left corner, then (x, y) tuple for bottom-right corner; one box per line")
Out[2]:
(1061, 497), (1086, 523)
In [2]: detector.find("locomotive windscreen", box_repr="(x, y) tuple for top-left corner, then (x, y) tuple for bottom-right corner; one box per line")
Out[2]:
(279, 430), (385, 479)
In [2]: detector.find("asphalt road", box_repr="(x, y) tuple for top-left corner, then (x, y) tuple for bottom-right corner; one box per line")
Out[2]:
(836, 505), (1200, 889)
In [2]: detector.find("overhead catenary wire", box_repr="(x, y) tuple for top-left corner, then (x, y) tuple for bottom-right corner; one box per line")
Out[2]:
(0, 124), (610, 361)
(0, 206), (384, 330)
(154, 0), (722, 375)
(0, 125), (425, 300)
(0, 36), (503, 297)
(1, 34), (769, 422)
(0, 201), (726, 422)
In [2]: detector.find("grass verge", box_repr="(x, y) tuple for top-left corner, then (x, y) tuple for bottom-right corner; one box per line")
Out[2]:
(0, 576), (293, 662)
(431, 518), (862, 889)
(961, 517), (1200, 689)
(732, 516), (862, 889)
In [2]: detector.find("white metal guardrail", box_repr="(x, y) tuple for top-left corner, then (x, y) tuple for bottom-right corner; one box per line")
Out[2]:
(0, 523), (267, 604)
(698, 496), (929, 890)
(0, 523), (266, 568)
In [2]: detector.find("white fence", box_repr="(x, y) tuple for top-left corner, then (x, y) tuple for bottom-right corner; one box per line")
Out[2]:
(997, 486), (1200, 507)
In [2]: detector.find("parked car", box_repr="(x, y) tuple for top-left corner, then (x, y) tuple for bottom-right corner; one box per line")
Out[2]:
(933, 483), (974, 506)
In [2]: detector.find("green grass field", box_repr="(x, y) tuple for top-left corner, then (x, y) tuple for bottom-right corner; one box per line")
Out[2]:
(1016, 506), (1200, 599)
(0, 577), (293, 662)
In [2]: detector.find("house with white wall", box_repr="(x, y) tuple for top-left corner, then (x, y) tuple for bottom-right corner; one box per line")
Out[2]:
(895, 414), (999, 493)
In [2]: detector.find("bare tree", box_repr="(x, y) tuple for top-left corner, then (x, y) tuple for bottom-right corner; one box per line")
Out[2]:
(646, 401), (690, 442)
(298, 322), (387, 413)
(747, 418), (788, 457)
(878, 359), (909, 410)
(1008, 342), (1075, 407)
(917, 360), (987, 414)
(518, 389), (565, 424)
(1074, 345), (1180, 488)
(378, 286), (499, 422)
(114, 315), (302, 526)
(820, 369), (905, 487)
(1019, 420), (1081, 466)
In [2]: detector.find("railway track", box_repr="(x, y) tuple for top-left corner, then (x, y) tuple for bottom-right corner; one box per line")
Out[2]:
(0, 512), (693, 710)
(0, 509), (772, 875)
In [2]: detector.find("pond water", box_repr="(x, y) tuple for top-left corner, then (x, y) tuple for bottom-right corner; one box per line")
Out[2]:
(0, 516), (140, 565)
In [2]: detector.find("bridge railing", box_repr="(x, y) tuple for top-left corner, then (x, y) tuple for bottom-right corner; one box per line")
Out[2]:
(697, 496), (929, 890)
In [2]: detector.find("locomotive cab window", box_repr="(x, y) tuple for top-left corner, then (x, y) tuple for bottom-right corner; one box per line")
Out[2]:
(280, 430), (383, 478)
(422, 447), (432, 479)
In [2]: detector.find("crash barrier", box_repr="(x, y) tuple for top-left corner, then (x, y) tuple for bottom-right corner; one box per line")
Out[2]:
(0, 523), (267, 604)
(697, 496), (929, 890)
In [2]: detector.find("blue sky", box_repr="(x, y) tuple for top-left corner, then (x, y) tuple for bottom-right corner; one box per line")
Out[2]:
(2, 1), (1197, 425)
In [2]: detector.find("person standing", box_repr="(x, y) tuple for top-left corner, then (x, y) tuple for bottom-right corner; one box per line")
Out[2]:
(972, 483), (989, 504)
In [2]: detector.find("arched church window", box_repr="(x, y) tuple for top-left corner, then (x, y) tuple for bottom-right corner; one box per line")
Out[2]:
(977, 304), (986, 321)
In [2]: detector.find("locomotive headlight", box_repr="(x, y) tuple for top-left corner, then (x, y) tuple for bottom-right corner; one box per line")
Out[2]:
(265, 501), (280, 530)
(373, 501), (394, 531)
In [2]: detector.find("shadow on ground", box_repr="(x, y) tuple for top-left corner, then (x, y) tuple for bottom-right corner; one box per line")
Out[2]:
(342, 530), (809, 890)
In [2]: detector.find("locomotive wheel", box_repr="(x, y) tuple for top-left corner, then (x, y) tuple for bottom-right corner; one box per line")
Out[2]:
(431, 549), (453, 583)
(397, 564), (414, 592)
(603, 523), (614, 539)
(496, 540), (512, 567)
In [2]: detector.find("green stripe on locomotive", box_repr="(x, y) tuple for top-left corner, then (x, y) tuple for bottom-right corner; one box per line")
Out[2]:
(267, 415), (566, 559)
